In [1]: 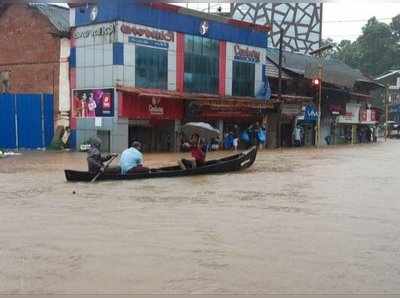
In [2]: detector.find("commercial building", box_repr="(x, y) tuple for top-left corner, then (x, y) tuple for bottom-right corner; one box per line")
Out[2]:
(266, 49), (382, 146)
(0, 3), (70, 128)
(232, 2), (322, 54)
(376, 70), (400, 122)
(69, 1), (272, 152)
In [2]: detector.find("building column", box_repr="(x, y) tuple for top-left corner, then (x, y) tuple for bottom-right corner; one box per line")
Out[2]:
(218, 120), (224, 141)
(174, 119), (182, 152)
(176, 33), (185, 93)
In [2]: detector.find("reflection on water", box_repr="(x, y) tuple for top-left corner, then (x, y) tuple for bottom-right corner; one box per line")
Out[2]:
(1, 141), (400, 294)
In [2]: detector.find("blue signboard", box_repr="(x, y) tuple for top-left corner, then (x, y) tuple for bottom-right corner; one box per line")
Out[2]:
(304, 104), (318, 122)
(128, 36), (169, 49)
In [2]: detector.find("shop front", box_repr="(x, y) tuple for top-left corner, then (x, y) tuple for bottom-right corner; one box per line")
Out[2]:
(184, 98), (272, 147)
(119, 89), (184, 152)
(280, 103), (316, 147)
(335, 102), (361, 144)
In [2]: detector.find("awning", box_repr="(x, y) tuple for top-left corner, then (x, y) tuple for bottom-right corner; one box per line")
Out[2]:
(270, 93), (313, 104)
(117, 85), (274, 110)
(266, 49), (382, 90)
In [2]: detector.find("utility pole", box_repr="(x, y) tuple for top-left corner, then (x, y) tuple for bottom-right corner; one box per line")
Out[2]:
(278, 29), (283, 102)
(317, 63), (323, 148)
(385, 85), (389, 142)
(277, 28), (284, 148)
(309, 44), (333, 148)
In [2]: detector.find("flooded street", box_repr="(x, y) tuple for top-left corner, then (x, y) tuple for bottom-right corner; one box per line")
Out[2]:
(1, 141), (400, 294)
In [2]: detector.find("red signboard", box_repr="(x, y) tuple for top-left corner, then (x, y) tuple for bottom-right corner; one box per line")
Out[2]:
(360, 109), (377, 123)
(119, 93), (183, 120)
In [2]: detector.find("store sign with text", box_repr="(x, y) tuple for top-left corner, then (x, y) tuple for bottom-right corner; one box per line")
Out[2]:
(72, 88), (114, 118)
(337, 103), (361, 124)
(234, 45), (261, 63)
(121, 23), (175, 47)
(120, 94), (183, 120)
(149, 97), (164, 116)
(281, 104), (302, 115)
(73, 23), (116, 39)
(304, 104), (318, 122)
(360, 109), (377, 123)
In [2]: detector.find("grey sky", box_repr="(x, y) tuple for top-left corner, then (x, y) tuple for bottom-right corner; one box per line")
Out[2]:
(56, 1), (400, 43)
(322, 2), (400, 42)
(175, 2), (400, 42)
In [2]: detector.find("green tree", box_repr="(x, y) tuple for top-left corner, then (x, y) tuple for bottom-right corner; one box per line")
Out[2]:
(357, 17), (399, 76)
(391, 14), (400, 40)
(331, 16), (400, 77)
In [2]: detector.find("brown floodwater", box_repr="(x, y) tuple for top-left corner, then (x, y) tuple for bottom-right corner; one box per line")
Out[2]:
(1, 141), (400, 294)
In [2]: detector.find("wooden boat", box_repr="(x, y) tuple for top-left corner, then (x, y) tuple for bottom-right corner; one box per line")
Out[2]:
(65, 146), (257, 182)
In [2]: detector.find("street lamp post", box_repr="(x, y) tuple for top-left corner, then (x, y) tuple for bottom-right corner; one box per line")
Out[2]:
(309, 44), (333, 148)
(385, 85), (389, 142)
(317, 64), (323, 148)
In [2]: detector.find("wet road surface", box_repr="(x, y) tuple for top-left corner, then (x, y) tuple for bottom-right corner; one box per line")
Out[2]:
(1, 141), (400, 294)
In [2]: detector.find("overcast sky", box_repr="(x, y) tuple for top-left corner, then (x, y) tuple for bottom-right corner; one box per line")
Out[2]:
(58, 1), (400, 43)
(323, 1), (400, 42)
(175, 1), (400, 42)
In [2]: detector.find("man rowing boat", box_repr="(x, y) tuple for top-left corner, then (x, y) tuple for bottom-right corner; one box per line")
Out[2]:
(87, 137), (117, 174)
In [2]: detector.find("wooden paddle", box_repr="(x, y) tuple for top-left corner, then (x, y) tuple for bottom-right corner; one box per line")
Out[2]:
(90, 154), (118, 183)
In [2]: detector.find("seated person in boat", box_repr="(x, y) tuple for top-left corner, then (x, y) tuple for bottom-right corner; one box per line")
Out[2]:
(178, 134), (206, 169)
(87, 137), (116, 174)
(120, 141), (149, 174)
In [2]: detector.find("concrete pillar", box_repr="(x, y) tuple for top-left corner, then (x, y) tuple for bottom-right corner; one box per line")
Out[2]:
(352, 125), (357, 145)
(218, 120), (224, 141)
(174, 119), (182, 152)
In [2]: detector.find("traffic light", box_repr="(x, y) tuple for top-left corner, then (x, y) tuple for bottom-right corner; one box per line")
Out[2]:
(312, 78), (320, 86)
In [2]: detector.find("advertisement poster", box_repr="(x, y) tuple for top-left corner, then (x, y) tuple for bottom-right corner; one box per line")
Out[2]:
(73, 88), (114, 118)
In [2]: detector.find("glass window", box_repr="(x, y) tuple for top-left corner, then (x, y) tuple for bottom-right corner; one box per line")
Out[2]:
(232, 61), (255, 97)
(135, 46), (168, 89)
(184, 35), (219, 94)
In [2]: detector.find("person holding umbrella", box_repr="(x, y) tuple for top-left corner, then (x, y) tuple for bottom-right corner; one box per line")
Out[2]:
(179, 122), (220, 170)
(178, 133), (206, 169)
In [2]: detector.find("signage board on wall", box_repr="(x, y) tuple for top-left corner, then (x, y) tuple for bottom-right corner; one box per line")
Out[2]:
(281, 104), (301, 116)
(73, 23), (116, 39)
(120, 94), (183, 120)
(360, 109), (377, 123)
(72, 88), (114, 118)
(337, 103), (361, 124)
(120, 24), (174, 42)
(149, 97), (164, 116)
(234, 45), (260, 63)
(304, 104), (318, 122)
(128, 37), (169, 49)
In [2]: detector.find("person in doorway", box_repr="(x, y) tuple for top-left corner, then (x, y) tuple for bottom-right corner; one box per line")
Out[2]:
(374, 125), (379, 143)
(257, 124), (267, 149)
(178, 133), (206, 169)
(87, 137), (116, 174)
(120, 141), (148, 174)
(233, 125), (240, 151)
(293, 125), (302, 147)
(251, 122), (260, 146)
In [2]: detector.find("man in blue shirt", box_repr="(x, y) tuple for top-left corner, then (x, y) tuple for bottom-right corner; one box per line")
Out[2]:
(120, 141), (147, 174)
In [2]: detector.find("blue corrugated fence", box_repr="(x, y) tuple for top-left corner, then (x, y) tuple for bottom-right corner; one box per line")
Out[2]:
(0, 93), (54, 150)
